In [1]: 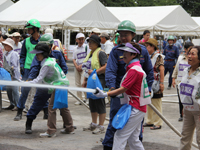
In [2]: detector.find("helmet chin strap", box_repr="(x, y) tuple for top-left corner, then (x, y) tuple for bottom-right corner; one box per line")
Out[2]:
(31, 27), (37, 36)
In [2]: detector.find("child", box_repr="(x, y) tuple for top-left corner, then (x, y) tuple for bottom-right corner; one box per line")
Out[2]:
(27, 43), (74, 137)
(2, 38), (20, 110)
(94, 42), (151, 150)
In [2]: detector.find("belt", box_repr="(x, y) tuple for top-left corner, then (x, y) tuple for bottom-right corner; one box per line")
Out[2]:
(165, 59), (174, 61)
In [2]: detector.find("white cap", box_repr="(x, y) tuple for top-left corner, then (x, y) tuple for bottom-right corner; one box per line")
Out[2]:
(12, 32), (21, 37)
(92, 28), (100, 34)
(2, 38), (14, 49)
(5, 33), (10, 37)
(45, 33), (53, 38)
(45, 28), (53, 35)
(76, 33), (85, 39)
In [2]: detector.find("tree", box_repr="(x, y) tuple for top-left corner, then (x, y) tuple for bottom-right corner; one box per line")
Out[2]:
(99, 0), (137, 7)
(177, 0), (200, 16)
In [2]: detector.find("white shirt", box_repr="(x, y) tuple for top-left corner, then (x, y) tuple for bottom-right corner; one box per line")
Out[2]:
(73, 44), (87, 65)
(5, 50), (20, 79)
(13, 42), (22, 55)
(102, 40), (114, 54)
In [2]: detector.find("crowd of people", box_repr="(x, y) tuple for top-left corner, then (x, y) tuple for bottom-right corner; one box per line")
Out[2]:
(0, 18), (199, 150)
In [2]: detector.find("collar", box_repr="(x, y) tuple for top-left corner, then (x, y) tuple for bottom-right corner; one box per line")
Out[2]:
(150, 51), (156, 59)
(125, 58), (139, 70)
(77, 44), (85, 49)
(6, 50), (13, 55)
(30, 35), (41, 42)
(187, 66), (200, 76)
(40, 58), (47, 67)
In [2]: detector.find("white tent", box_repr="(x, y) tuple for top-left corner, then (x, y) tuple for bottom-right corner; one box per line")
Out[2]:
(0, 0), (13, 12)
(107, 5), (200, 35)
(0, 0), (120, 30)
(192, 17), (200, 26)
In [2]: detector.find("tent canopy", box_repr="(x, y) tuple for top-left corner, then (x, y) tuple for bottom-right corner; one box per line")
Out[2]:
(0, 0), (120, 30)
(192, 17), (200, 26)
(107, 5), (200, 34)
(0, 0), (13, 12)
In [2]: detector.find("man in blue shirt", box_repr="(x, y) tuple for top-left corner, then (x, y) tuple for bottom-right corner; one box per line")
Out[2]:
(103, 20), (154, 150)
(163, 36), (179, 90)
(14, 34), (68, 134)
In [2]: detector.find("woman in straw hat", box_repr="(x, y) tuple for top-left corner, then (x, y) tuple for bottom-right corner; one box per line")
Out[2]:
(143, 38), (164, 130)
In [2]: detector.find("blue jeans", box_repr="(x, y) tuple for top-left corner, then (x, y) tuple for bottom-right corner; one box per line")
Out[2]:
(6, 86), (19, 106)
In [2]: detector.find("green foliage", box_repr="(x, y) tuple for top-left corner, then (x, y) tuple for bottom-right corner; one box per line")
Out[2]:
(100, 0), (178, 7)
(99, 0), (136, 7)
(177, 0), (200, 16)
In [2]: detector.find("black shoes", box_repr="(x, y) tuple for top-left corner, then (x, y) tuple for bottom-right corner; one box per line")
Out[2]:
(14, 108), (23, 121)
(3, 105), (14, 110)
(25, 118), (33, 134)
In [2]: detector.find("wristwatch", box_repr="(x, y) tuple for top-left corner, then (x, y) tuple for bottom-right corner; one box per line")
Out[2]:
(160, 82), (164, 84)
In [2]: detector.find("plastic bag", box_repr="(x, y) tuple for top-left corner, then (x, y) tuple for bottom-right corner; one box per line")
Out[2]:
(0, 68), (12, 91)
(53, 89), (68, 109)
(112, 104), (132, 130)
(152, 80), (160, 93)
(86, 69), (104, 99)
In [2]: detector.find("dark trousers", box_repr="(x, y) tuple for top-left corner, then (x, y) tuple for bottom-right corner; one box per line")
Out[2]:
(164, 61), (175, 87)
(27, 88), (50, 120)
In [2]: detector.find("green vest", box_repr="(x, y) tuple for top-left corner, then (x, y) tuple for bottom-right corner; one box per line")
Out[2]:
(24, 37), (37, 69)
(41, 57), (69, 93)
(83, 47), (102, 70)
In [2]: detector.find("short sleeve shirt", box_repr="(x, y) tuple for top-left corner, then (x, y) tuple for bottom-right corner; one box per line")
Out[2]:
(104, 40), (114, 54)
(73, 44), (87, 65)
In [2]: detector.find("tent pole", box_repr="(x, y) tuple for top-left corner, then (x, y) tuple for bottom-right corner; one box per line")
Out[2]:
(152, 27), (154, 38)
(61, 23), (64, 44)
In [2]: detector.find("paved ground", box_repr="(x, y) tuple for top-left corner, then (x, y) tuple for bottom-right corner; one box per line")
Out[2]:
(0, 68), (199, 150)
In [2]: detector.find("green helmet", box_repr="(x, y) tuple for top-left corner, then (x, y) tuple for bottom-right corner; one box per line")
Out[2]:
(39, 34), (54, 45)
(167, 35), (174, 41)
(117, 20), (136, 33)
(25, 19), (41, 28)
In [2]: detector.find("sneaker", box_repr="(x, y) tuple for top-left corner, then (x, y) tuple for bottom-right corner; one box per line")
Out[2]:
(60, 129), (75, 134)
(74, 101), (81, 105)
(92, 126), (105, 134)
(167, 87), (171, 90)
(23, 108), (28, 113)
(178, 117), (183, 122)
(83, 123), (97, 131)
(39, 132), (56, 138)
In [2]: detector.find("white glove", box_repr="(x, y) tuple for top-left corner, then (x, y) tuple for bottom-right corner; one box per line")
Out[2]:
(93, 87), (108, 98)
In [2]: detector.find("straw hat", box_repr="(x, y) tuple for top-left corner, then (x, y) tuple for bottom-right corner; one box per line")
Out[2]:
(146, 38), (158, 50)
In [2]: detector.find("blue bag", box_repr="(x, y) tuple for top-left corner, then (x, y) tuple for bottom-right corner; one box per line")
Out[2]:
(112, 104), (132, 130)
(0, 68), (11, 91)
(87, 69), (104, 99)
(53, 89), (68, 109)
